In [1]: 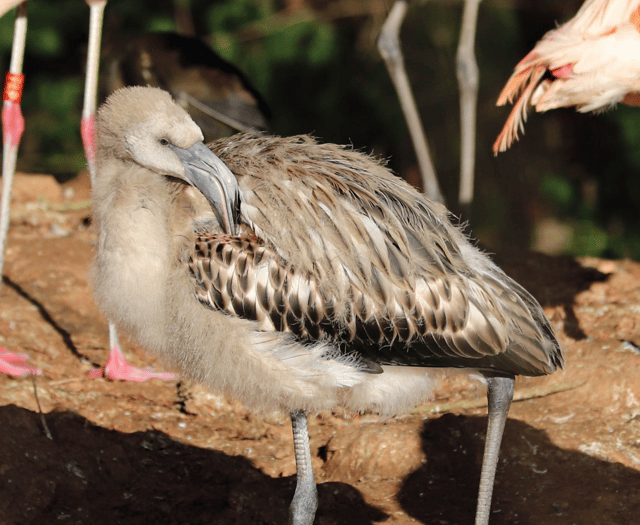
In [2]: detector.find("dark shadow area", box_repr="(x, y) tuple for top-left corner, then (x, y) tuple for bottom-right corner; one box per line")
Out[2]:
(493, 250), (610, 340)
(0, 405), (385, 525)
(398, 414), (640, 524)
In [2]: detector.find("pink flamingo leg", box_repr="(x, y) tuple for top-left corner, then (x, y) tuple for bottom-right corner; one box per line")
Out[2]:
(80, 114), (96, 173)
(2, 93), (24, 147)
(0, 3), (41, 377)
(0, 98), (41, 379)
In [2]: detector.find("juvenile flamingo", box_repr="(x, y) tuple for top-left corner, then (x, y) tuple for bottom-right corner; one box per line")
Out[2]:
(93, 86), (563, 525)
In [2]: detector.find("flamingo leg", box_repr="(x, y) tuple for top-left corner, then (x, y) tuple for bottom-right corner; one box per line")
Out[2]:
(475, 375), (514, 525)
(87, 324), (177, 381)
(377, 0), (443, 203)
(456, 0), (481, 219)
(81, 0), (176, 382)
(289, 410), (318, 525)
(0, 1), (40, 377)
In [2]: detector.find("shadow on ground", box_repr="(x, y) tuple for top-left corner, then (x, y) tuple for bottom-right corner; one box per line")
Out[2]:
(0, 405), (386, 525)
(399, 414), (640, 525)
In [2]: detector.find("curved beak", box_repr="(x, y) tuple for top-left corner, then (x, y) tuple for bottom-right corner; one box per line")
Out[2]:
(169, 141), (239, 235)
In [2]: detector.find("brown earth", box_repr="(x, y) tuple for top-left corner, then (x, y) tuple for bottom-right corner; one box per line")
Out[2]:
(0, 172), (639, 525)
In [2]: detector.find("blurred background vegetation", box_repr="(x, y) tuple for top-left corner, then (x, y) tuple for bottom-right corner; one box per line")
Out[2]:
(2, 0), (640, 260)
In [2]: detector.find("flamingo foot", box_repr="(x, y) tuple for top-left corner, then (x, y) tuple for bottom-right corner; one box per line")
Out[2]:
(88, 343), (177, 382)
(0, 348), (41, 376)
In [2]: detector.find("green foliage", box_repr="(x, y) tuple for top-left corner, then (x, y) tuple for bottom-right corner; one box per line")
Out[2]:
(206, 0), (266, 33)
(35, 77), (82, 118)
(541, 172), (574, 214)
(26, 77), (85, 174)
(571, 221), (608, 257)
(145, 17), (178, 34)
(27, 26), (62, 56)
(207, 0), (337, 100)
(611, 106), (640, 174)
(0, 15), (15, 50)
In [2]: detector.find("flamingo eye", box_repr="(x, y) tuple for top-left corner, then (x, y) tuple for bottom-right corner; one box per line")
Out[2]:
(159, 138), (170, 146)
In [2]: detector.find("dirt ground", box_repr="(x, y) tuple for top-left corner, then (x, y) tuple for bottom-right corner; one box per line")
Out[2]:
(0, 172), (639, 525)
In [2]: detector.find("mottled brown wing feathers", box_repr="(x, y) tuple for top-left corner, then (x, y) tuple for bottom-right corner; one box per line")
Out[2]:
(188, 134), (562, 375)
(188, 231), (518, 366)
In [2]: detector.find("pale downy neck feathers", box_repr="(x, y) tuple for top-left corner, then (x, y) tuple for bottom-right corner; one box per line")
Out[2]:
(92, 87), (213, 349)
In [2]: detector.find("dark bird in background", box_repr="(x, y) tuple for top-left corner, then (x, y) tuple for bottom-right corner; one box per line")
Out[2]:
(106, 32), (270, 141)
(92, 86), (563, 525)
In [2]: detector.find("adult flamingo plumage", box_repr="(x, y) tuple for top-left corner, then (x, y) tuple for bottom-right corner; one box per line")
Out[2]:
(494, 0), (640, 154)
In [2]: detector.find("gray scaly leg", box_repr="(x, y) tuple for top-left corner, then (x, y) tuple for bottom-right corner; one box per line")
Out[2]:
(289, 410), (318, 525)
(475, 375), (514, 525)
